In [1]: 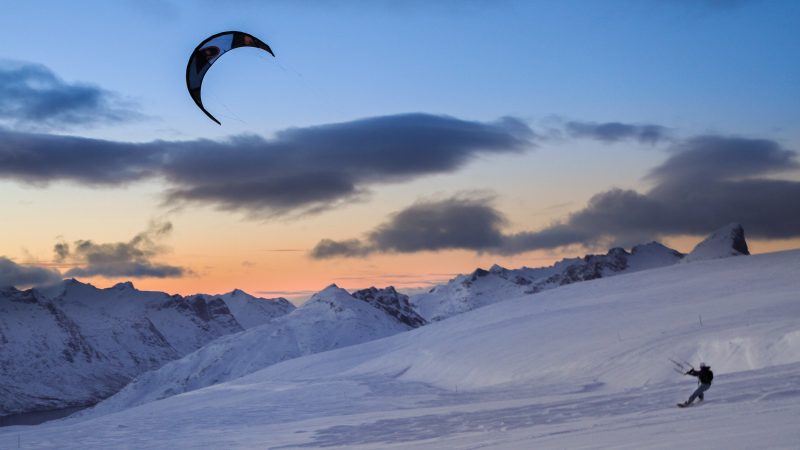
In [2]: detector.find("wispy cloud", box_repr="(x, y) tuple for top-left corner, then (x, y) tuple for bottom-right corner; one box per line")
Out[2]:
(565, 121), (672, 144)
(55, 221), (189, 278)
(0, 62), (143, 130)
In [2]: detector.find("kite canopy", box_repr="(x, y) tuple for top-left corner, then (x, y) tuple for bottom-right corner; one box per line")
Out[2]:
(186, 31), (274, 125)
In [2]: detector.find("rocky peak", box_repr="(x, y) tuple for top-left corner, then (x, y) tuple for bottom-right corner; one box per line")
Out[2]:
(606, 247), (629, 258)
(489, 264), (508, 274)
(303, 284), (354, 312)
(319, 283), (342, 293)
(0, 286), (38, 304)
(683, 223), (749, 263)
(470, 268), (490, 280)
(113, 281), (135, 290)
(63, 278), (87, 288)
(352, 286), (427, 328)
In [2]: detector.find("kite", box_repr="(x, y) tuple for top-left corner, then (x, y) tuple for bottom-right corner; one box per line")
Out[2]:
(186, 31), (274, 125)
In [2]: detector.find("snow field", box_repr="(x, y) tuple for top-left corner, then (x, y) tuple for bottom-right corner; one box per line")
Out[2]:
(2, 249), (798, 448)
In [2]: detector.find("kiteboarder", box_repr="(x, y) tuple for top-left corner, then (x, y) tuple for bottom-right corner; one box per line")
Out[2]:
(678, 362), (713, 407)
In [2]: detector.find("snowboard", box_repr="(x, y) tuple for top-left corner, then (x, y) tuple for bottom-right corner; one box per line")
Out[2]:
(677, 401), (704, 408)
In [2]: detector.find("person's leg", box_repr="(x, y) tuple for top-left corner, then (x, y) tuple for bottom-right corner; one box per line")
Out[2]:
(687, 384), (710, 404)
(686, 386), (701, 404)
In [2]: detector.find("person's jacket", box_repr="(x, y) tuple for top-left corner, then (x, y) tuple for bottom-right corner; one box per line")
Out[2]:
(687, 367), (713, 385)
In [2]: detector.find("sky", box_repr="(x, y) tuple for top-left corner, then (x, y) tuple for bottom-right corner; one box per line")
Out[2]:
(1, 0), (799, 301)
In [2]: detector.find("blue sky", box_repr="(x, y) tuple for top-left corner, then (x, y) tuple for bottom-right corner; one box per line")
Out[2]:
(3, 0), (798, 140)
(1, 0), (799, 296)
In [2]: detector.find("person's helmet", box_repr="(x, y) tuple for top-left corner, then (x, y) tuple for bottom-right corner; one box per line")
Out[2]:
(699, 362), (708, 368)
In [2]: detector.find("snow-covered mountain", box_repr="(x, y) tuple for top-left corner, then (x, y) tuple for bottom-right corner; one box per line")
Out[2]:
(185, 289), (294, 329)
(0, 280), (293, 416)
(83, 285), (421, 417)
(4, 245), (798, 449)
(682, 223), (750, 263)
(412, 241), (684, 321)
(0, 225), (749, 420)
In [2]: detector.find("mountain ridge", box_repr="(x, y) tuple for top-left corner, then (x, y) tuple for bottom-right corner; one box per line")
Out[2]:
(82, 284), (423, 417)
(6, 246), (796, 448)
(0, 280), (294, 416)
(0, 223), (752, 418)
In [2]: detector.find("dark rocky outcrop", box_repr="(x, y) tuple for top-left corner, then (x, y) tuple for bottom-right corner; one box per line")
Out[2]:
(352, 286), (427, 328)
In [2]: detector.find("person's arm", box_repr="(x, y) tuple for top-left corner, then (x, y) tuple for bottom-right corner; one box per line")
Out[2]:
(685, 368), (698, 377)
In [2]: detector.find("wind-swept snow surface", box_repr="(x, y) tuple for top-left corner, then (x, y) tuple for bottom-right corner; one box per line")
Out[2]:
(2, 249), (798, 448)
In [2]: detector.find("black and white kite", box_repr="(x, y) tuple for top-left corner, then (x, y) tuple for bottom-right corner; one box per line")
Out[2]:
(186, 31), (274, 125)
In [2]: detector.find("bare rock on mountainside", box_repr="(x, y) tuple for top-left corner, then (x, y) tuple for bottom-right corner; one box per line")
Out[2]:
(186, 289), (294, 330)
(351, 286), (427, 328)
(682, 223), (750, 263)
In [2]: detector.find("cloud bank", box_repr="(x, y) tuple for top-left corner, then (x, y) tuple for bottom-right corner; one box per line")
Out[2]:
(0, 113), (535, 216)
(0, 62), (142, 129)
(504, 135), (800, 251)
(313, 135), (800, 257)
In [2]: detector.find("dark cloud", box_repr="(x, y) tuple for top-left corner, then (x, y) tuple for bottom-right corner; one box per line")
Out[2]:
(0, 62), (142, 129)
(311, 196), (507, 258)
(314, 135), (800, 257)
(312, 239), (373, 259)
(565, 121), (671, 144)
(160, 114), (533, 215)
(0, 113), (535, 216)
(368, 196), (507, 252)
(56, 221), (188, 278)
(497, 135), (800, 253)
(0, 129), (160, 186)
(0, 257), (62, 288)
(648, 135), (798, 184)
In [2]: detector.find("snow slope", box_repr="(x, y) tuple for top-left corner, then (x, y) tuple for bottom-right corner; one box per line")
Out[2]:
(0, 280), (293, 416)
(3, 249), (798, 449)
(412, 241), (683, 321)
(82, 285), (419, 417)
